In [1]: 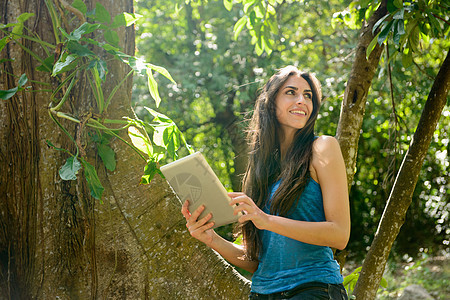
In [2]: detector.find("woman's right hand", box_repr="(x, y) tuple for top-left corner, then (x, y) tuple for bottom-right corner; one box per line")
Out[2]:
(181, 200), (217, 247)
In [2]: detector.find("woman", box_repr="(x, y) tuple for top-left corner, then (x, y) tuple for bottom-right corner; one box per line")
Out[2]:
(181, 66), (350, 299)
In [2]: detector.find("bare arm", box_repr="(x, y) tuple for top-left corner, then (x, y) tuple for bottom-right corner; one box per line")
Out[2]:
(229, 136), (350, 250)
(181, 201), (259, 273)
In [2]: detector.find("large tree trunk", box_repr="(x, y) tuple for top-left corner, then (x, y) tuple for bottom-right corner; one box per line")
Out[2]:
(0, 0), (250, 299)
(353, 50), (450, 300)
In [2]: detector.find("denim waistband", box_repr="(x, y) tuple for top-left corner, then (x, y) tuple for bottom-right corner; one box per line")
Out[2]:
(250, 281), (340, 299)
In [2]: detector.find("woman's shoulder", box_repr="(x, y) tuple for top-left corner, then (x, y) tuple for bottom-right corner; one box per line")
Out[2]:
(313, 135), (340, 154)
(311, 135), (343, 165)
(310, 136), (344, 183)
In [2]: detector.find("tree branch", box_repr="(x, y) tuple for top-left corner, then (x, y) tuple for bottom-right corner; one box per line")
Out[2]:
(353, 49), (450, 300)
(57, 0), (86, 23)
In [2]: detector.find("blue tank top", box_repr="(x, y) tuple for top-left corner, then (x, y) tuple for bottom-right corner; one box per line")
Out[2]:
(251, 179), (343, 294)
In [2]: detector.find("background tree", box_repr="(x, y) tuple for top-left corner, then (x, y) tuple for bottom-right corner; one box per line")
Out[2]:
(134, 0), (448, 259)
(133, 0), (449, 297)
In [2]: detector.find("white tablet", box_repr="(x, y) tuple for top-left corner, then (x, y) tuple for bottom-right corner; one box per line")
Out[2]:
(160, 152), (239, 229)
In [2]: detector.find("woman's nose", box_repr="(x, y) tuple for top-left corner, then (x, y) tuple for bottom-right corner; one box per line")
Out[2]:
(296, 94), (305, 104)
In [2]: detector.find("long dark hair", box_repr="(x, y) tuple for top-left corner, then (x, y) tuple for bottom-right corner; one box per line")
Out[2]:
(239, 66), (322, 261)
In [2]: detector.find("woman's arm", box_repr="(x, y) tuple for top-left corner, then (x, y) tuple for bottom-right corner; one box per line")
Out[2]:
(181, 201), (259, 273)
(229, 135), (350, 250)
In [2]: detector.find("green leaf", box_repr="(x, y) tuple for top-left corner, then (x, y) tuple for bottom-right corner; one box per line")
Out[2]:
(140, 160), (161, 185)
(244, 0), (257, 13)
(67, 40), (94, 56)
(163, 125), (179, 159)
(428, 15), (442, 36)
(111, 12), (142, 28)
(126, 56), (147, 75)
(36, 55), (54, 73)
(128, 126), (153, 156)
(262, 29), (272, 55)
(0, 87), (19, 100)
(96, 59), (108, 81)
(380, 277), (388, 288)
(396, 18), (405, 35)
(402, 48), (412, 67)
(104, 30), (119, 47)
(52, 52), (78, 76)
(58, 27), (72, 40)
(146, 68), (161, 107)
(11, 23), (24, 36)
(18, 73), (28, 87)
(359, 0), (372, 8)
(94, 2), (111, 24)
(378, 19), (394, 45)
(223, 0), (233, 11)
(255, 36), (264, 56)
(72, 0), (87, 15)
(17, 12), (35, 23)
(393, 19), (405, 45)
(71, 22), (101, 40)
(267, 17), (278, 35)
(372, 14), (390, 35)
(343, 273), (358, 286)
(0, 36), (11, 52)
(409, 25), (420, 52)
(387, 0), (397, 12)
(393, 0), (402, 9)
(148, 63), (176, 84)
(234, 16), (247, 40)
(366, 32), (380, 59)
(97, 143), (116, 171)
(392, 8), (404, 20)
(59, 156), (82, 180)
(254, 3), (264, 18)
(144, 107), (172, 123)
(81, 158), (104, 200)
(0, 23), (18, 29)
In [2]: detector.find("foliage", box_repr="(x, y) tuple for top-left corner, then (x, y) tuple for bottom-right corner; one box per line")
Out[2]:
(132, 0), (449, 262)
(0, 1), (191, 200)
(343, 266), (388, 297)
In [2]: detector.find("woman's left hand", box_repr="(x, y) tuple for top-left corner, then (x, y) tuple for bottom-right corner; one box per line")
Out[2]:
(228, 192), (270, 230)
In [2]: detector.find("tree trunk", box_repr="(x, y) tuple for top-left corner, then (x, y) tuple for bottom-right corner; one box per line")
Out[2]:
(336, 0), (387, 188)
(352, 50), (450, 300)
(0, 0), (250, 299)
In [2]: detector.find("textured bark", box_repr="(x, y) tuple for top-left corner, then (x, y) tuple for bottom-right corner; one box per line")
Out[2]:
(0, 0), (250, 299)
(336, 0), (387, 188)
(352, 50), (450, 300)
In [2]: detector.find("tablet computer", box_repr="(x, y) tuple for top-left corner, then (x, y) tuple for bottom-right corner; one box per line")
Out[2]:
(160, 152), (239, 229)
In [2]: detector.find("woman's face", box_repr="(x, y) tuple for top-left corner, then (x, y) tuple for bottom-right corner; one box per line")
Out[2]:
(275, 74), (313, 141)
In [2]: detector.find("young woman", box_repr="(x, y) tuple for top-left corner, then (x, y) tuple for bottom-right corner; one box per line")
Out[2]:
(181, 66), (350, 299)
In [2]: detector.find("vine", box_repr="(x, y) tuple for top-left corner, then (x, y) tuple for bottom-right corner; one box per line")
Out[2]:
(0, 0), (192, 200)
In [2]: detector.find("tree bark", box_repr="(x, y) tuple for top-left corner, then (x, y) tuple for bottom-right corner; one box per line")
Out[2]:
(352, 50), (450, 300)
(336, 0), (387, 188)
(0, 0), (250, 299)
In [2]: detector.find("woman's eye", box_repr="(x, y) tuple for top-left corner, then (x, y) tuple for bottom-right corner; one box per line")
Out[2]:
(304, 93), (312, 99)
(286, 90), (295, 95)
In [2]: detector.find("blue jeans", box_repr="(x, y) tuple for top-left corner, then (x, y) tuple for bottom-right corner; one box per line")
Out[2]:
(249, 282), (348, 300)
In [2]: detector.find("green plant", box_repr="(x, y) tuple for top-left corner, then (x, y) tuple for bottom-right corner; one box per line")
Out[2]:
(344, 266), (388, 297)
(0, 1), (192, 200)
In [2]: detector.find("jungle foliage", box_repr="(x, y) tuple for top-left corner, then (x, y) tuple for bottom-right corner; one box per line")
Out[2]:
(132, 0), (449, 261)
